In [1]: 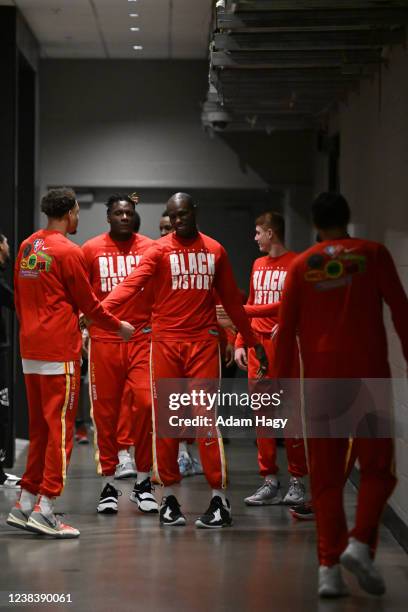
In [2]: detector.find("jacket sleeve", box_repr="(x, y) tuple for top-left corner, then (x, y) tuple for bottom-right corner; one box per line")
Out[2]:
(244, 301), (280, 318)
(377, 244), (408, 364)
(62, 248), (121, 332)
(103, 243), (161, 313)
(274, 262), (301, 378)
(213, 247), (257, 348)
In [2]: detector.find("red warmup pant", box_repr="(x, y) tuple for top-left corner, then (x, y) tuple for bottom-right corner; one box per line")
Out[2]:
(308, 437), (396, 566)
(20, 364), (80, 498)
(151, 339), (226, 489)
(116, 384), (135, 450)
(89, 337), (152, 477)
(248, 335), (307, 478)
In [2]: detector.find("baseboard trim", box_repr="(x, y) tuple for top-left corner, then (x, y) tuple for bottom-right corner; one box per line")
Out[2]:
(349, 466), (408, 554)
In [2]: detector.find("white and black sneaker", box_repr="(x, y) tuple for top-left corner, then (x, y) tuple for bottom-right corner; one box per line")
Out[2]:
(130, 478), (159, 513)
(159, 495), (186, 526)
(195, 496), (232, 529)
(97, 483), (121, 514)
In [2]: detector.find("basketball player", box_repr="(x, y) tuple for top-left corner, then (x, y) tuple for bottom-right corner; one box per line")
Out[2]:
(7, 188), (134, 538)
(275, 192), (408, 597)
(234, 212), (308, 507)
(82, 195), (158, 514)
(103, 192), (268, 528)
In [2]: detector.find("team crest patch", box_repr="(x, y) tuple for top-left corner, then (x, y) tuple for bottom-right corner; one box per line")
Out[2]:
(33, 239), (44, 253)
(307, 254), (325, 270)
(22, 244), (32, 258)
(20, 247), (53, 277)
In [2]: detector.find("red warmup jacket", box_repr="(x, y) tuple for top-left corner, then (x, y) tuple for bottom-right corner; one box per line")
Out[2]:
(15, 229), (120, 362)
(103, 231), (257, 347)
(275, 238), (408, 378)
(82, 232), (155, 341)
(236, 252), (296, 348)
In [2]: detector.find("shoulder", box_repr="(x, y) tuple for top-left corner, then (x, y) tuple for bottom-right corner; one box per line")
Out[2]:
(253, 255), (269, 268)
(199, 233), (225, 254)
(82, 233), (107, 251)
(136, 233), (155, 250)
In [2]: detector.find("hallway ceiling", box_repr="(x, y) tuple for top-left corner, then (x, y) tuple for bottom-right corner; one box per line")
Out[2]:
(0, 0), (213, 58)
(202, 0), (408, 132)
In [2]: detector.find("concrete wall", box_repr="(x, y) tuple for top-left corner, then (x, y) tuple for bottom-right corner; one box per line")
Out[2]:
(38, 59), (315, 285)
(315, 42), (408, 525)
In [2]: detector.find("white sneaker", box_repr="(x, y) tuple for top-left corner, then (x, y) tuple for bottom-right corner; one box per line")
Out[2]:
(244, 479), (282, 506)
(318, 565), (349, 598)
(0, 473), (21, 489)
(283, 477), (305, 505)
(114, 453), (137, 479)
(340, 537), (386, 595)
(27, 505), (80, 539)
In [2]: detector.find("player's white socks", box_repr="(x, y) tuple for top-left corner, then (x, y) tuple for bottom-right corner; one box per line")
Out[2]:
(212, 489), (227, 505)
(136, 472), (149, 484)
(39, 495), (54, 516)
(265, 475), (278, 486)
(19, 489), (36, 513)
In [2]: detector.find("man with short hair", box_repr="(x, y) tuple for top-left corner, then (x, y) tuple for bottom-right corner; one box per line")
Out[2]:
(235, 211), (308, 507)
(7, 188), (134, 538)
(104, 192), (268, 528)
(159, 211), (172, 237)
(82, 194), (158, 514)
(275, 192), (408, 598)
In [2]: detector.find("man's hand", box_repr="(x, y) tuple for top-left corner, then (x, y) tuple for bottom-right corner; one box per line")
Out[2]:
(216, 305), (235, 330)
(254, 343), (268, 379)
(235, 347), (248, 371)
(224, 343), (235, 368)
(117, 321), (135, 341)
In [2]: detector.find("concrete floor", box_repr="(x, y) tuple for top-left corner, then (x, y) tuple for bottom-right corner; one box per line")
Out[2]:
(0, 441), (407, 612)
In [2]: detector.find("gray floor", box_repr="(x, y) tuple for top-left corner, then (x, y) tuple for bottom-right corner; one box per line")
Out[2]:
(0, 441), (407, 612)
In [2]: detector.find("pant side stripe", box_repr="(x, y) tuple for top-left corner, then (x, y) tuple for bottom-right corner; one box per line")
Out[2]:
(60, 373), (71, 491)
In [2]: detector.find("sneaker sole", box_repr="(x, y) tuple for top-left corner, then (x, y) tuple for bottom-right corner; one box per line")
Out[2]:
(160, 517), (186, 527)
(114, 471), (137, 480)
(319, 586), (349, 599)
(195, 519), (233, 529)
(6, 514), (29, 531)
(27, 518), (79, 539)
(129, 495), (158, 513)
(289, 509), (315, 521)
(244, 498), (282, 506)
(340, 552), (386, 595)
(97, 505), (118, 514)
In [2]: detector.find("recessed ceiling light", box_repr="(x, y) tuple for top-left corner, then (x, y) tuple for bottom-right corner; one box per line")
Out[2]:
(133, 45), (143, 50)
(130, 27), (140, 31)
(129, 14), (139, 17)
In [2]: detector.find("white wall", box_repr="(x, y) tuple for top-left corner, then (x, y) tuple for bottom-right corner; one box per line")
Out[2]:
(316, 41), (408, 525)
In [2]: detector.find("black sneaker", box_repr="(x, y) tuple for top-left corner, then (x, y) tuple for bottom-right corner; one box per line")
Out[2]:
(130, 477), (159, 513)
(195, 496), (232, 529)
(159, 495), (186, 526)
(289, 502), (315, 521)
(97, 483), (121, 514)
